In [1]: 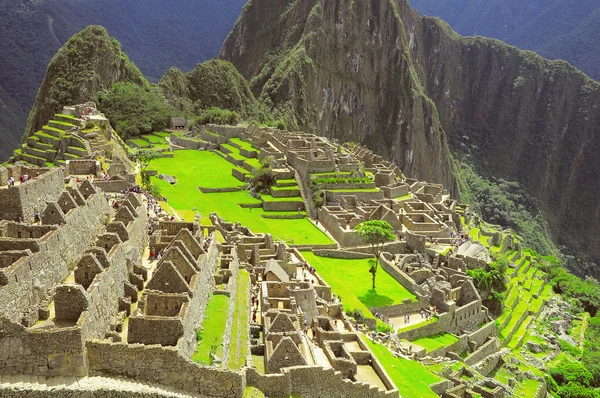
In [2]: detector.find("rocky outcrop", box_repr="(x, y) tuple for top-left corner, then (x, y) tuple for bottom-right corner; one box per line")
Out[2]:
(220, 0), (600, 274)
(24, 25), (147, 140)
(220, 0), (456, 195)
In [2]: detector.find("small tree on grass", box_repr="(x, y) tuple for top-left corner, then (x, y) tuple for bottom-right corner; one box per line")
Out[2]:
(132, 149), (161, 190)
(249, 156), (276, 194)
(356, 220), (396, 290)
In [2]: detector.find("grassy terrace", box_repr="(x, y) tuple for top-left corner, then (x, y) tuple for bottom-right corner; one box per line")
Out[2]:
(229, 269), (250, 370)
(192, 294), (229, 365)
(301, 251), (416, 328)
(230, 137), (255, 151)
(152, 151), (332, 245)
(363, 337), (440, 398)
(130, 138), (150, 147)
(409, 332), (458, 352)
(327, 188), (380, 192)
(260, 194), (304, 202)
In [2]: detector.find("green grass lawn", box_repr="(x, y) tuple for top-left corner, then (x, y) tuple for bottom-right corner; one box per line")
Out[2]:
(363, 337), (440, 398)
(153, 131), (171, 137)
(192, 294), (230, 365)
(393, 193), (412, 201)
(230, 137), (255, 151)
(152, 150), (332, 245)
(327, 188), (380, 192)
(130, 138), (150, 147)
(301, 252), (416, 319)
(244, 158), (261, 169)
(229, 269), (250, 370)
(260, 194), (304, 202)
(410, 333), (459, 352)
(143, 134), (167, 144)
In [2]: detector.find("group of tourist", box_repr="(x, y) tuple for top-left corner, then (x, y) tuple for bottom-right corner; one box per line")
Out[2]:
(373, 311), (390, 324)
(7, 173), (34, 187)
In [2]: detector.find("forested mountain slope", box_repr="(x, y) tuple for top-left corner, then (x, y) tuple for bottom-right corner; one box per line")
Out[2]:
(409, 0), (600, 80)
(0, 0), (245, 160)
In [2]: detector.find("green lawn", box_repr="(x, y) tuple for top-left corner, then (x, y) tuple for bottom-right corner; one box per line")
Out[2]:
(229, 269), (250, 370)
(301, 252), (416, 318)
(192, 294), (230, 365)
(393, 193), (412, 201)
(151, 150), (332, 245)
(260, 194), (304, 202)
(410, 333), (459, 352)
(130, 138), (150, 147)
(230, 137), (255, 151)
(327, 188), (380, 192)
(143, 134), (167, 144)
(363, 337), (440, 398)
(153, 131), (171, 137)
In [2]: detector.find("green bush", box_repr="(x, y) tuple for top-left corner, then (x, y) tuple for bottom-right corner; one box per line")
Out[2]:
(249, 156), (276, 193)
(195, 107), (240, 125)
(95, 82), (176, 139)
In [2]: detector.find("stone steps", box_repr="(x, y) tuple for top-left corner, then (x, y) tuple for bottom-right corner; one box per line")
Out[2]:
(20, 153), (46, 167)
(43, 125), (64, 138)
(48, 120), (77, 131)
(23, 145), (55, 161)
(54, 114), (83, 126)
(30, 140), (55, 151)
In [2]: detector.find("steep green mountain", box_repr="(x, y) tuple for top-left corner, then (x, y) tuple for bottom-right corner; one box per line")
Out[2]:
(0, 0), (245, 161)
(25, 25), (147, 140)
(220, 0), (600, 277)
(220, 0), (457, 195)
(160, 59), (259, 117)
(408, 0), (600, 80)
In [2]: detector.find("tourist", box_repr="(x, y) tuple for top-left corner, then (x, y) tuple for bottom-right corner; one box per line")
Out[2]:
(34, 210), (41, 224)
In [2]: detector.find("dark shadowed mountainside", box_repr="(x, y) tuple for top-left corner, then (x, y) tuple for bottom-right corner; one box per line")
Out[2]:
(408, 0), (600, 80)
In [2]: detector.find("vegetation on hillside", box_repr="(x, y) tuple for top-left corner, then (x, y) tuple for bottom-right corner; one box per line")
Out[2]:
(95, 82), (178, 138)
(466, 257), (508, 315)
(410, 0), (600, 80)
(456, 160), (556, 257)
(25, 25), (147, 140)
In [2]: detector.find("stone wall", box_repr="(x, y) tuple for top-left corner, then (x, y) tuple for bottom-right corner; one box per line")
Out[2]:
(312, 249), (374, 259)
(80, 198), (147, 340)
(94, 179), (129, 193)
(0, 316), (86, 377)
(86, 340), (244, 397)
(467, 321), (497, 349)
(464, 337), (500, 366)
(0, 191), (111, 324)
(379, 254), (425, 296)
(0, 168), (65, 222)
(286, 366), (398, 398)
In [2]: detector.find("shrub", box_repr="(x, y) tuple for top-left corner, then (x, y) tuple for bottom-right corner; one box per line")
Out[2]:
(249, 156), (276, 194)
(95, 82), (176, 139)
(195, 107), (240, 125)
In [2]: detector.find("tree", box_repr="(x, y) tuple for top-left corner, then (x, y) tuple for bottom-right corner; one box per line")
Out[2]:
(132, 149), (161, 190)
(355, 220), (396, 290)
(249, 156), (276, 194)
